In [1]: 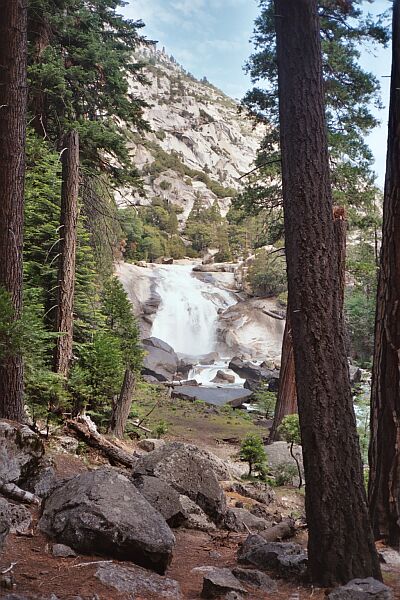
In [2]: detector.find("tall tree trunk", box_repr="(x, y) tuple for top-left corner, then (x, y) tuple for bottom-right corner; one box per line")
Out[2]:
(54, 131), (79, 376)
(108, 369), (136, 438)
(275, 0), (381, 586)
(0, 0), (27, 421)
(269, 309), (297, 442)
(369, 0), (400, 548)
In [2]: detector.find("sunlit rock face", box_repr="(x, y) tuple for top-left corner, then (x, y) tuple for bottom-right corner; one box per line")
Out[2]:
(117, 43), (264, 224)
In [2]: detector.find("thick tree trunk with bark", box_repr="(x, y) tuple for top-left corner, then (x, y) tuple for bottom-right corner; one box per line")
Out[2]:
(369, 0), (400, 548)
(275, 0), (381, 586)
(108, 369), (136, 438)
(269, 309), (297, 442)
(54, 131), (79, 376)
(0, 0), (27, 421)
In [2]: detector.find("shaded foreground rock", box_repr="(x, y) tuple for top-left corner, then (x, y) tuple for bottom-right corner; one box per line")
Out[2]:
(179, 494), (216, 531)
(328, 578), (393, 599)
(193, 567), (246, 599)
(238, 534), (307, 578)
(0, 497), (11, 552)
(132, 442), (228, 521)
(95, 562), (182, 599)
(232, 567), (277, 592)
(0, 421), (44, 486)
(133, 475), (187, 527)
(224, 507), (271, 533)
(39, 467), (175, 574)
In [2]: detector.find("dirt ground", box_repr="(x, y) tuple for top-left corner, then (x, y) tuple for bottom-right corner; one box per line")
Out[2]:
(1, 404), (399, 599)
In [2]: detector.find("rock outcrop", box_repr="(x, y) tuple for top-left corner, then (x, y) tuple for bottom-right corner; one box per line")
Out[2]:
(0, 421), (44, 486)
(142, 336), (179, 382)
(229, 357), (280, 392)
(39, 467), (175, 574)
(132, 442), (227, 522)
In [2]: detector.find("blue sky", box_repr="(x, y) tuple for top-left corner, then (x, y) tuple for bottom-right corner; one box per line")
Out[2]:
(122, 0), (392, 188)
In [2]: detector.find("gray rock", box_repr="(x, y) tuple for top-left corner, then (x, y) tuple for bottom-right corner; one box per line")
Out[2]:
(142, 337), (179, 382)
(0, 497), (11, 552)
(229, 357), (279, 392)
(349, 365), (362, 386)
(224, 508), (270, 533)
(52, 543), (77, 557)
(179, 495), (216, 531)
(238, 534), (307, 577)
(7, 501), (32, 534)
(133, 475), (187, 527)
(171, 386), (253, 408)
(25, 462), (60, 499)
(224, 593), (244, 600)
(232, 567), (277, 592)
(132, 442), (227, 522)
(193, 567), (246, 599)
(266, 441), (304, 474)
(0, 421), (44, 486)
(95, 562), (182, 599)
(39, 467), (175, 574)
(211, 370), (235, 384)
(137, 438), (166, 452)
(328, 578), (393, 599)
(228, 481), (275, 505)
(58, 436), (79, 453)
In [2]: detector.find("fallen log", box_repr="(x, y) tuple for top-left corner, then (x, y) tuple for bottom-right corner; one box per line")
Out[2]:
(66, 416), (137, 469)
(259, 518), (296, 542)
(0, 482), (40, 505)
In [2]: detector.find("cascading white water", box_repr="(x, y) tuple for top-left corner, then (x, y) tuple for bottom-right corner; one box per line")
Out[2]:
(151, 264), (236, 356)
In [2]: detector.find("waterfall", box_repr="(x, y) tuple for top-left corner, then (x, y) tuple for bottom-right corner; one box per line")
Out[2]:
(151, 264), (236, 356)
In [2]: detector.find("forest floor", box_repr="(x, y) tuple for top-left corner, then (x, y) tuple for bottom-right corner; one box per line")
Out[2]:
(1, 395), (400, 599)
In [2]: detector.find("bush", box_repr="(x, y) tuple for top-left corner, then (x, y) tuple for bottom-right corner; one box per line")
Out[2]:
(253, 382), (276, 419)
(247, 248), (287, 297)
(239, 433), (268, 477)
(274, 462), (298, 486)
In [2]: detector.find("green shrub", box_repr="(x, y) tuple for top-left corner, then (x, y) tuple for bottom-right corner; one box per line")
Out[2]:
(247, 249), (287, 297)
(239, 434), (268, 477)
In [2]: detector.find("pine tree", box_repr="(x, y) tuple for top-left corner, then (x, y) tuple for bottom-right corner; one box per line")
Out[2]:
(0, 0), (28, 421)
(275, 0), (381, 585)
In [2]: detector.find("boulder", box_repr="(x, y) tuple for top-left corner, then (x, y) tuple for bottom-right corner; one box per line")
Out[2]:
(39, 467), (175, 574)
(142, 337), (179, 382)
(328, 578), (393, 599)
(193, 567), (246, 599)
(137, 438), (166, 453)
(232, 567), (277, 592)
(266, 441), (304, 475)
(171, 386), (253, 407)
(237, 534), (307, 577)
(224, 508), (271, 533)
(25, 464), (60, 499)
(349, 365), (363, 387)
(227, 481), (275, 505)
(52, 543), (77, 558)
(0, 497), (11, 552)
(132, 442), (227, 522)
(7, 501), (32, 534)
(96, 562), (182, 599)
(0, 421), (44, 486)
(179, 495), (217, 531)
(133, 475), (187, 527)
(228, 357), (279, 392)
(211, 370), (235, 384)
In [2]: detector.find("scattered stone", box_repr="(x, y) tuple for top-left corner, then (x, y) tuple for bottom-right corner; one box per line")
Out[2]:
(224, 508), (270, 533)
(179, 495), (217, 531)
(209, 550), (222, 559)
(238, 534), (307, 578)
(171, 386), (253, 408)
(232, 567), (277, 592)
(229, 357), (279, 392)
(193, 567), (246, 599)
(39, 467), (175, 574)
(133, 475), (187, 527)
(57, 436), (79, 454)
(132, 442), (228, 522)
(7, 502), (32, 534)
(0, 421), (44, 486)
(95, 562), (182, 599)
(227, 481), (275, 506)
(52, 543), (77, 558)
(0, 497), (11, 552)
(137, 439), (166, 453)
(328, 578), (393, 599)
(211, 370), (235, 384)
